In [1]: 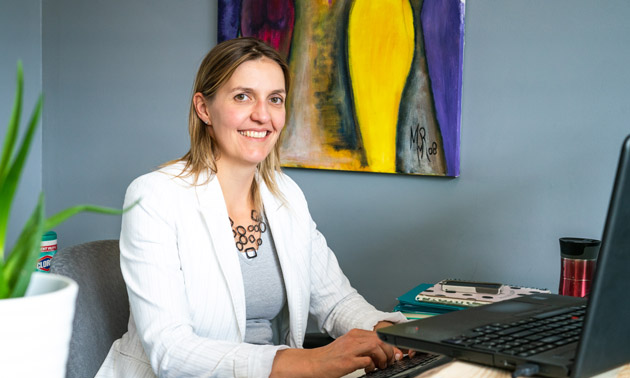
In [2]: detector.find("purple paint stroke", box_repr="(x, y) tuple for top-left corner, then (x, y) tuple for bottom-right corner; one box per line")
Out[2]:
(240, 0), (295, 58)
(421, 0), (465, 176)
(218, 0), (242, 42)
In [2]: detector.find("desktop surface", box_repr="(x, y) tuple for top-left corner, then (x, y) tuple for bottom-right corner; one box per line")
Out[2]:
(343, 361), (630, 378)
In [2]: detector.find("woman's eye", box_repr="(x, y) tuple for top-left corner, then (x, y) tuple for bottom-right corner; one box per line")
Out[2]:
(270, 96), (284, 105)
(234, 94), (249, 101)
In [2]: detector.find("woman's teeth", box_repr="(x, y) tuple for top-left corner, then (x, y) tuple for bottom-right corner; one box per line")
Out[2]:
(239, 130), (267, 138)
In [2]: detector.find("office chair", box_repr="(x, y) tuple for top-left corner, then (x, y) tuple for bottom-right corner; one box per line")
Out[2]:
(50, 239), (129, 378)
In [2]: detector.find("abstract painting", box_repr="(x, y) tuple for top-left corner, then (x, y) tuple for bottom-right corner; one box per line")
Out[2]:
(218, 0), (465, 176)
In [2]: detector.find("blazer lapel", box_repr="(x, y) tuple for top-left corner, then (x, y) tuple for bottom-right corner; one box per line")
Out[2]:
(195, 176), (247, 340)
(262, 181), (309, 347)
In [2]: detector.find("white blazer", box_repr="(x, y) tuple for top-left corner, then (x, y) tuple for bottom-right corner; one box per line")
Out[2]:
(96, 163), (406, 378)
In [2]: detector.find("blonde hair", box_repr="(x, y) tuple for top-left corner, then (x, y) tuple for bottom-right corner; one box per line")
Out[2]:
(166, 37), (290, 211)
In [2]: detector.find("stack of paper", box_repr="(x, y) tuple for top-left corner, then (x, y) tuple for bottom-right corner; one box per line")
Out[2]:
(394, 281), (551, 320)
(393, 283), (466, 319)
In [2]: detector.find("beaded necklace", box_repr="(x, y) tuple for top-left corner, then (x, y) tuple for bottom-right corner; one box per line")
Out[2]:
(229, 209), (267, 259)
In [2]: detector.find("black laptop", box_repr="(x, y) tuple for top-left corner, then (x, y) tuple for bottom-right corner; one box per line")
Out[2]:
(378, 135), (630, 378)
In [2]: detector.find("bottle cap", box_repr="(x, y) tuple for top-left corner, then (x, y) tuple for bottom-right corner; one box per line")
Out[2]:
(42, 231), (57, 241)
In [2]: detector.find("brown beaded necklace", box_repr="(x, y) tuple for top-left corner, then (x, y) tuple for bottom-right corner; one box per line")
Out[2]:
(229, 209), (267, 259)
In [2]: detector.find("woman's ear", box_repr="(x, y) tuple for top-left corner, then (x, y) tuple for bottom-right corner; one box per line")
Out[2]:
(193, 93), (212, 125)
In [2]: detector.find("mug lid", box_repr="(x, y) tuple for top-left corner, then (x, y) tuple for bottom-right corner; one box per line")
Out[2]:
(559, 237), (601, 259)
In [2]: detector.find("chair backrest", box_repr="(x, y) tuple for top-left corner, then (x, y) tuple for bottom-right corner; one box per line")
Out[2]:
(50, 239), (129, 378)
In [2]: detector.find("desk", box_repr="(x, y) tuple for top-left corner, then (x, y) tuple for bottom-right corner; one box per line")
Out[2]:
(415, 360), (630, 378)
(343, 361), (630, 378)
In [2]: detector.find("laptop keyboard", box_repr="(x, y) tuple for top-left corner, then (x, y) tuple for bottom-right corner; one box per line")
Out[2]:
(442, 305), (586, 358)
(357, 353), (449, 378)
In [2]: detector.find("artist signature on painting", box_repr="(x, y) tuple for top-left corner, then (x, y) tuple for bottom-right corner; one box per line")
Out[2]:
(410, 124), (438, 162)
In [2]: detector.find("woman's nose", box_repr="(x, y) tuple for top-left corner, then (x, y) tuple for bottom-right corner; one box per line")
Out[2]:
(251, 101), (271, 123)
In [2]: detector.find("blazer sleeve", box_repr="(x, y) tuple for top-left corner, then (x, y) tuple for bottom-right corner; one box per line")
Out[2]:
(120, 174), (287, 378)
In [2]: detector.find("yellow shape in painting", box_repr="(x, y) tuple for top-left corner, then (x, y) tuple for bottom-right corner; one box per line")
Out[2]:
(348, 0), (414, 172)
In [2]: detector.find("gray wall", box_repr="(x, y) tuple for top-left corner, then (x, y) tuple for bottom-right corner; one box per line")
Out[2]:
(1, 0), (42, 257)
(42, 0), (215, 248)
(40, 0), (630, 311)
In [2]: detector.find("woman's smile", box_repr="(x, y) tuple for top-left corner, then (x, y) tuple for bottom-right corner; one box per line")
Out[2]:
(238, 130), (270, 139)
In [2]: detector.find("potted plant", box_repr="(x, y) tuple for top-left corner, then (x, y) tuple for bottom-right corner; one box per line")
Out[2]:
(0, 63), (130, 377)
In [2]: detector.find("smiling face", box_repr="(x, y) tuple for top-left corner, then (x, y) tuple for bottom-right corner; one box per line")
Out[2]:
(197, 57), (286, 171)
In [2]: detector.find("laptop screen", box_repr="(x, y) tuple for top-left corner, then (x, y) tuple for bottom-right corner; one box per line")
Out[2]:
(573, 135), (630, 377)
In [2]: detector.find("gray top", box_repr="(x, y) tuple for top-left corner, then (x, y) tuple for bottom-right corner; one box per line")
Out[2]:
(237, 224), (287, 345)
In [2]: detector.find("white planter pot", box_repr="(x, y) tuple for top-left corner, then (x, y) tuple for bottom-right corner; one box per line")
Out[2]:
(0, 272), (78, 378)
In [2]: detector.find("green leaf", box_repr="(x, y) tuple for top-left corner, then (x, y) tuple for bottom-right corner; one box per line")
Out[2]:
(0, 61), (23, 181)
(44, 199), (139, 232)
(0, 198), (138, 299)
(0, 261), (6, 298)
(2, 194), (45, 298)
(0, 90), (42, 260)
(0, 62), (25, 260)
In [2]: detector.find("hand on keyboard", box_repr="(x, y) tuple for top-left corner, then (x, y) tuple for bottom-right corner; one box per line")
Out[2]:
(274, 328), (400, 378)
(357, 353), (451, 378)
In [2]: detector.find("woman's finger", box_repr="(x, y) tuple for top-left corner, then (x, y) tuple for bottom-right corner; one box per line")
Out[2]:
(369, 345), (390, 370)
(392, 346), (404, 362)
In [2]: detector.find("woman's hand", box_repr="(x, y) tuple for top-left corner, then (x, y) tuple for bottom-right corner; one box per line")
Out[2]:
(373, 321), (416, 360)
(271, 328), (399, 378)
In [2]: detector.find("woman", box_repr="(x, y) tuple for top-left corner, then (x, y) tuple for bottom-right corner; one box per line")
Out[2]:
(97, 37), (407, 378)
